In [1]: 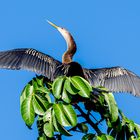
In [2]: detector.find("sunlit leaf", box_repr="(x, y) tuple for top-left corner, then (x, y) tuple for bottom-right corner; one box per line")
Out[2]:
(52, 113), (72, 136)
(45, 94), (51, 103)
(37, 134), (46, 140)
(64, 78), (79, 95)
(36, 87), (50, 94)
(21, 95), (35, 127)
(53, 103), (71, 126)
(100, 134), (114, 140)
(129, 136), (136, 140)
(53, 103), (77, 127)
(104, 92), (118, 122)
(43, 121), (54, 138)
(52, 76), (66, 99)
(135, 124), (140, 137)
(127, 121), (135, 133)
(52, 111), (59, 132)
(43, 108), (52, 122)
(33, 94), (51, 115)
(62, 103), (77, 126)
(20, 84), (34, 105)
(62, 89), (72, 103)
(70, 76), (92, 98)
(32, 79), (38, 90)
(36, 76), (44, 87)
(96, 137), (102, 140)
(43, 108), (54, 138)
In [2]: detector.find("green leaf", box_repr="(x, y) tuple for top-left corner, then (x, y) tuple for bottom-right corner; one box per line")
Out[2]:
(64, 78), (79, 95)
(37, 136), (45, 140)
(43, 108), (54, 138)
(135, 124), (140, 137)
(127, 121), (135, 133)
(43, 122), (54, 138)
(20, 84), (34, 105)
(104, 92), (118, 122)
(100, 134), (114, 140)
(52, 76), (66, 99)
(70, 76), (92, 98)
(62, 89), (72, 103)
(45, 94), (51, 103)
(52, 111), (59, 132)
(43, 108), (52, 122)
(91, 134), (114, 140)
(32, 79), (38, 90)
(38, 137), (43, 140)
(53, 113), (72, 136)
(56, 122), (72, 136)
(36, 87), (50, 94)
(36, 76), (44, 87)
(106, 119), (112, 128)
(53, 103), (71, 126)
(37, 134), (46, 140)
(53, 103), (77, 127)
(21, 95), (35, 127)
(129, 136), (136, 140)
(61, 103), (77, 126)
(33, 94), (51, 115)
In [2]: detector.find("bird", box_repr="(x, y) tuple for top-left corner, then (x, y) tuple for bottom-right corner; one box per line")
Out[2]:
(0, 21), (140, 96)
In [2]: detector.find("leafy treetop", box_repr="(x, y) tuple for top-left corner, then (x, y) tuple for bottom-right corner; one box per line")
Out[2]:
(20, 76), (140, 140)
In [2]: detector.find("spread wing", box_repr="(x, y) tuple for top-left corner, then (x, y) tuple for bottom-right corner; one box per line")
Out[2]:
(0, 48), (63, 81)
(83, 66), (140, 96)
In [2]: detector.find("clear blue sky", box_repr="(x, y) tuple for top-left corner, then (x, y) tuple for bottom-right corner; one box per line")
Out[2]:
(0, 0), (140, 139)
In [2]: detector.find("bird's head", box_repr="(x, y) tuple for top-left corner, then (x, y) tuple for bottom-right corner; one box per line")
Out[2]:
(47, 20), (73, 44)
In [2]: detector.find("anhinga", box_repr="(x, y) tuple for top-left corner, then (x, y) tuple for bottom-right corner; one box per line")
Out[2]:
(0, 21), (140, 96)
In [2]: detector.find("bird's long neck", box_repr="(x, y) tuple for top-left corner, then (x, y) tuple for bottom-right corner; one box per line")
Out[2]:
(62, 34), (77, 64)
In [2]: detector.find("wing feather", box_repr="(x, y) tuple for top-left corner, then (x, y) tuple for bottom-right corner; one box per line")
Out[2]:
(83, 66), (140, 96)
(0, 48), (63, 81)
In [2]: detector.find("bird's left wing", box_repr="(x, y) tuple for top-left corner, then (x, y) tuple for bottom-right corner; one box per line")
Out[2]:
(0, 48), (63, 81)
(83, 66), (140, 96)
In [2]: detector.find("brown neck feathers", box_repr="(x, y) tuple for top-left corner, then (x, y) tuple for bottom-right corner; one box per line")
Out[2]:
(62, 35), (77, 64)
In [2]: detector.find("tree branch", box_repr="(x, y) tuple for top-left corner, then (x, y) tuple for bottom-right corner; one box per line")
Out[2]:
(73, 104), (102, 135)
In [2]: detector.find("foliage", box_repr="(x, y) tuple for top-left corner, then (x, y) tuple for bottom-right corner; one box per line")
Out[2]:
(20, 76), (140, 140)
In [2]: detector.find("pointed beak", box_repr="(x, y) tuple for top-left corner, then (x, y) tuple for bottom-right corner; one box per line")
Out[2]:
(47, 20), (59, 29)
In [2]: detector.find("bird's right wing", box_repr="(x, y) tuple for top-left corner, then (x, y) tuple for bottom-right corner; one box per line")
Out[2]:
(83, 66), (140, 96)
(0, 48), (63, 81)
